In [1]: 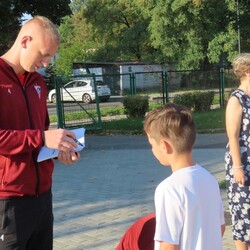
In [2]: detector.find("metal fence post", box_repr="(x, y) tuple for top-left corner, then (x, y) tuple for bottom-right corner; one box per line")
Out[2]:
(219, 68), (225, 107)
(133, 73), (136, 95)
(92, 74), (102, 127)
(163, 71), (168, 104)
(129, 73), (136, 95)
(54, 76), (64, 128)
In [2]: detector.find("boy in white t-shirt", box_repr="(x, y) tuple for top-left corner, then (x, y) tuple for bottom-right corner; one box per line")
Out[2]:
(144, 103), (225, 250)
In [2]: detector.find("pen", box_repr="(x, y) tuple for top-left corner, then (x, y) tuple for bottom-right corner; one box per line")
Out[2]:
(67, 135), (84, 147)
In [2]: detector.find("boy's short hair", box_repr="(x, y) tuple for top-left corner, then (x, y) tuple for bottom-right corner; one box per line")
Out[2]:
(232, 53), (250, 80)
(144, 103), (196, 153)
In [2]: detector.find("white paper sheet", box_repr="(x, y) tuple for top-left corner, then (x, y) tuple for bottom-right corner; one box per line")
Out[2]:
(37, 128), (85, 162)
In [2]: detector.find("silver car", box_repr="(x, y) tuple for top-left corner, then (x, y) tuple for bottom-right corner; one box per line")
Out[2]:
(48, 79), (111, 104)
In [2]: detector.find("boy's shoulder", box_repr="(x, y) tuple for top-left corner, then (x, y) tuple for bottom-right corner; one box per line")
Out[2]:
(155, 165), (220, 206)
(157, 164), (217, 191)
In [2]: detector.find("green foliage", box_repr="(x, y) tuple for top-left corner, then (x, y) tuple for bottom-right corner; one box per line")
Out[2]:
(89, 108), (226, 134)
(56, 12), (94, 74)
(22, 0), (71, 25)
(208, 28), (237, 64)
(1, 0), (249, 71)
(0, 0), (71, 54)
(192, 108), (225, 132)
(173, 91), (215, 111)
(49, 106), (125, 123)
(148, 0), (242, 69)
(54, 0), (250, 73)
(49, 102), (159, 124)
(123, 95), (149, 118)
(173, 93), (194, 109)
(50, 103), (226, 134)
(100, 118), (144, 135)
(83, 0), (154, 61)
(219, 179), (226, 189)
(193, 91), (215, 112)
(56, 0), (155, 70)
(0, 1), (21, 53)
(100, 107), (124, 116)
(56, 43), (85, 74)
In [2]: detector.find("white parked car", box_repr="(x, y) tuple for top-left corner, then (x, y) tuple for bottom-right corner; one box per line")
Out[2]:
(48, 79), (111, 104)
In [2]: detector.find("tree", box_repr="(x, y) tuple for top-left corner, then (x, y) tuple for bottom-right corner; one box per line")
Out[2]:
(19, 0), (72, 25)
(81, 0), (153, 62)
(146, 0), (230, 69)
(236, 0), (250, 52)
(55, 0), (156, 74)
(56, 0), (250, 73)
(56, 7), (97, 74)
(69, 0), (88, 14)
(0, 0), (23, 53)
(147, 0), (240, 70)
(0, 0), (72, 54)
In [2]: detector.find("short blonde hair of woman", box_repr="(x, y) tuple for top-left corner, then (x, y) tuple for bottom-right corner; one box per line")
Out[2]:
(232, 53), (250, 80)
(23, 16), (60, 45)
(144, 103), (196, 153)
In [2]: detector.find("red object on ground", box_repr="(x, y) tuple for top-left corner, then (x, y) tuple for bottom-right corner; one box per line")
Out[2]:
(115, 213), (156, 250)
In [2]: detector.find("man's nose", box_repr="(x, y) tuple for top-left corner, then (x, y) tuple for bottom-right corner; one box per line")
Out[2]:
(41, 57), (51, 68)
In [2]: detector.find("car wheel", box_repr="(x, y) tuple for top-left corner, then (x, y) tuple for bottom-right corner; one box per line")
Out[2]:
(51, 94), (56, 103)
(82, 94), (92, 103)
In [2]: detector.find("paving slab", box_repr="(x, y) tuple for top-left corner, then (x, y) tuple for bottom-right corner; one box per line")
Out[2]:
(52, 133), (235, 250)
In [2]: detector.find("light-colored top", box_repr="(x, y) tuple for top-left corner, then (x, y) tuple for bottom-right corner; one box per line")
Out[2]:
(154, 164), (224, 250)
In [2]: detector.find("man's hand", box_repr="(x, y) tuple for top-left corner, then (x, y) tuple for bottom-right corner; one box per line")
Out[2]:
(58, 151), (80, 165)
(44, 129), (77, 152)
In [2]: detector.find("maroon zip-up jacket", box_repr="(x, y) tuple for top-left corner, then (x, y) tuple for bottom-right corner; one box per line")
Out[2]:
(0, 58), (54, 198)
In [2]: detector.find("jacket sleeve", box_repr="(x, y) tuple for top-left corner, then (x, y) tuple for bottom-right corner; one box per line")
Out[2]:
(0, 129), (43, 155)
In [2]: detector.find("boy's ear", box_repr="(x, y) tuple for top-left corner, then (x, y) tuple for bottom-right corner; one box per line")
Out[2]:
(161, 139), (173, 154)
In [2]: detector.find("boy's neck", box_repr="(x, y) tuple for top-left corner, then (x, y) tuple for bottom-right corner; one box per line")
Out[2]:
(170, 152), (196, 172)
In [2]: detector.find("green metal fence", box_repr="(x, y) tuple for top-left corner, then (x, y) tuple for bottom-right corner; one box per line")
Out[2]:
(165, 68), (237, 106)
(49, 68), (237, 129)
(92, 68), (236, 106)
(51, 74), (102, 130)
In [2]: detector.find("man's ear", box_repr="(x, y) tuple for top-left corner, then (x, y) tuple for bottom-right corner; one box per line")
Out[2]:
(21, 36), (32, 48)
(161, 139), (173, 154)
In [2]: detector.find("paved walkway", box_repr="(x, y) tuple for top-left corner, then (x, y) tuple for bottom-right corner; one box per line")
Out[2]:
(52, 133), (235, 250)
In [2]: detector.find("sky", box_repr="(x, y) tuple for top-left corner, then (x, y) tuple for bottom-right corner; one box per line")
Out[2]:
(21, 13), (32, 25)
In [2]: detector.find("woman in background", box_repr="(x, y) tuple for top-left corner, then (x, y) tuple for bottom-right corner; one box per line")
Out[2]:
(225, 53), (250, 250)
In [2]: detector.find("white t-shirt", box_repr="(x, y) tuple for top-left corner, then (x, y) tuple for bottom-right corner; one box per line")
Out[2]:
(154, 164), (224, 250)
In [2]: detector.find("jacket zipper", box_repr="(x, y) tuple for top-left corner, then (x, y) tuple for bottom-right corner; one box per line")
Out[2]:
(17, 78), (40, 196)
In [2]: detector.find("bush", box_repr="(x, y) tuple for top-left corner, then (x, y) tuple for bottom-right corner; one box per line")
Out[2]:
(173, 93), (194, 109)
(173, 91), (215, 111)
(123, 95), (149, 118)
(193, 91), (215, 111)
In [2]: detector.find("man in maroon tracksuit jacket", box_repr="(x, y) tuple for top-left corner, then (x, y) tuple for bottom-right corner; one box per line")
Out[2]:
(0, 16), (80, 249)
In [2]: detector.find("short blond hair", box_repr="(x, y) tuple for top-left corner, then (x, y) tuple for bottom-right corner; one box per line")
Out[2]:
(144, 103), (196, 153)
(23, 16), (60, 45)
(232, 53), (250, 80)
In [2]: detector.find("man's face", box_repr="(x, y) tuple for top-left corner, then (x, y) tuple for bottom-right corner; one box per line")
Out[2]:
(20, 33), (58, 73)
